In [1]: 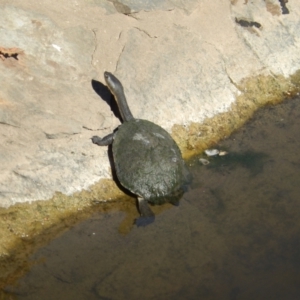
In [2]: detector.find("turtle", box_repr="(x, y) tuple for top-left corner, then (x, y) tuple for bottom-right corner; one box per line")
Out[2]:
(92, 71), (190, 225)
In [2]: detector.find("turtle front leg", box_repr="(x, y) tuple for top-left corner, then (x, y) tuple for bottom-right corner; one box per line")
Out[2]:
(135, 197), (155, 227)
(92, 133), (114, 146)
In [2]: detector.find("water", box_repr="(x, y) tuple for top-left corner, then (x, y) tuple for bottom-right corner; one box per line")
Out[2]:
(3, 96), (300, 300)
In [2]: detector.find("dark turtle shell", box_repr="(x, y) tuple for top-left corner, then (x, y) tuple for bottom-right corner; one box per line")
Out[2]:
(112, 119), (189, 205)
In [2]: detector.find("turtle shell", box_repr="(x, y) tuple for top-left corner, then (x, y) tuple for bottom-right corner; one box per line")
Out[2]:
(112, 119), (189, 204)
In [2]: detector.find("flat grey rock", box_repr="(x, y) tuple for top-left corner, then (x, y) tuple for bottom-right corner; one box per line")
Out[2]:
(0, 0), (299, 207)
(0, 5), (111, 206)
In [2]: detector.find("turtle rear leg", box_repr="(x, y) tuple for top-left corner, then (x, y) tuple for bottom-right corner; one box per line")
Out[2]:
(135, 197), (155, 227)
(92, 133), (114, 146)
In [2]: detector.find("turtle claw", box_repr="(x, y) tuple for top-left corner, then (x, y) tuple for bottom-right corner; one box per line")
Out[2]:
(91, 136), (102, 145)
(91, 133), (114, 146)
(135, 215), (155, 227)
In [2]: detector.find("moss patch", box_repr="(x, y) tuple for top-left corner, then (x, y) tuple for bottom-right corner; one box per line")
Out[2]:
(173, 72), (300, 159)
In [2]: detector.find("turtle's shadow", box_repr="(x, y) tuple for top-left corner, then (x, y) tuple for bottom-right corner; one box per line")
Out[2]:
(91, 79), (122, 122)
(91, 79), (136, 199)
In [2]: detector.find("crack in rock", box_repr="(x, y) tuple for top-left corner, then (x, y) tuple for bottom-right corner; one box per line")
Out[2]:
(91, 29), (98, 66)
(115, 44), (126, 71)
(133, 27), (158, 38)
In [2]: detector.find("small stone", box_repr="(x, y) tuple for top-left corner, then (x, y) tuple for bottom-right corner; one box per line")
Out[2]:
(204, 149), (220, 156)
(199, 158), (210, 165)
(219, 151), (228, 156)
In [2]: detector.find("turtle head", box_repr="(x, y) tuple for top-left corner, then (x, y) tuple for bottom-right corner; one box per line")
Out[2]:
(103, 71), (134, 122)
(104, 71), (124, 97)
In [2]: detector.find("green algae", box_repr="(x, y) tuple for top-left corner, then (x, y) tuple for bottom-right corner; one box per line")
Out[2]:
(173, 72), (300, 159)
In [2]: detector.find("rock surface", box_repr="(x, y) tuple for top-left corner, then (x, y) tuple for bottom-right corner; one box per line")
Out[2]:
(0, 0), (300, 207)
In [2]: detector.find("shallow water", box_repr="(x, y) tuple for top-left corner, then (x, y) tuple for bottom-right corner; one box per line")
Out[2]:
(3, 96), (300, 300)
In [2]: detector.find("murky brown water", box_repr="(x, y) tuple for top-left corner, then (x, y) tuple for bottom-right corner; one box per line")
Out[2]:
(3, 96), (300, 300)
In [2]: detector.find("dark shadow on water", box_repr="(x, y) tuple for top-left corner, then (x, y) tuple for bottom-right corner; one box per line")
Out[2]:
(3, 96), (300, 299)
(206, 150), (269, 176)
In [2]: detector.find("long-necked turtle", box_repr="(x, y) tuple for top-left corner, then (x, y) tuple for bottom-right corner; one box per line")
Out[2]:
(92, 72), (190, 225)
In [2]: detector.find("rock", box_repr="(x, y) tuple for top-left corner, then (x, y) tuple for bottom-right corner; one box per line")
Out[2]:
(0, 5), (111, 207)
(231, 0), (300, 77)
(0, 0), (299, 208)
(95, 0), (200, 14)
(115, 25), (237, 130)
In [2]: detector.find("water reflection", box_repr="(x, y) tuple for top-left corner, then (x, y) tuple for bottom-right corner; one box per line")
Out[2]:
(4, 97), (300, 299)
